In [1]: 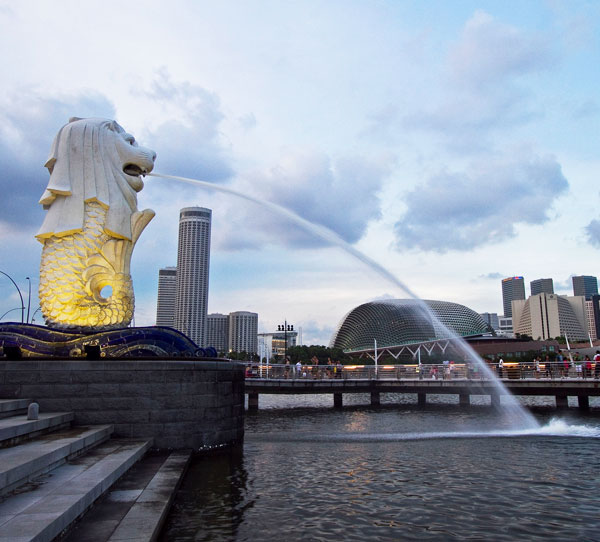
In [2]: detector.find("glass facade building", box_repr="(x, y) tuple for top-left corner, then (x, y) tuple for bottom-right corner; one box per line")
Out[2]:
(502, 276), (526, 318)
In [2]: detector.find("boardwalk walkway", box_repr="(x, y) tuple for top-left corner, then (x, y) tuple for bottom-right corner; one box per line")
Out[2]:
(244, 363), (600, 410)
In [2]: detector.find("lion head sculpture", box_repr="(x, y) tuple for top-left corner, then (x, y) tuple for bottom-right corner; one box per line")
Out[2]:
(36, 118), (156, 331)
(36, 117), (156, 241)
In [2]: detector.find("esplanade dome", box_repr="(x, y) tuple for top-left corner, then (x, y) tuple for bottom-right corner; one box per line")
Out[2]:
(330, 299), (494, 352)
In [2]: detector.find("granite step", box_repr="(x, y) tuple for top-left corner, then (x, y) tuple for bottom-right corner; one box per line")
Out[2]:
(0, 398), (31, 419)
(0, 412), (74, 448)
(0, 424), (113, 496)
(61, 449), (192, 542)
(0, 438), (152, 542)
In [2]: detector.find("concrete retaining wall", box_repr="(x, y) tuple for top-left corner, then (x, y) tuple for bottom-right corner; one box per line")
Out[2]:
(0, 359), (245, 450)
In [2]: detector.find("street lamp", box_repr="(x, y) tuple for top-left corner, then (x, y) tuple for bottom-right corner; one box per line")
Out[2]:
(0, 270), (25, 323)
(25, 277), (31, 324)
(0, 307), (23, 321)
(277, 321), (294, 362)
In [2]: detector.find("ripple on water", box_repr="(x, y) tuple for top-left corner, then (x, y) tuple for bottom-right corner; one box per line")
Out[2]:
(160, 406), (600, 541)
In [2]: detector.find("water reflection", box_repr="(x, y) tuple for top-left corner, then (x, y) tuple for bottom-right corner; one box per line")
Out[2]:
(162, 400), (600, 541)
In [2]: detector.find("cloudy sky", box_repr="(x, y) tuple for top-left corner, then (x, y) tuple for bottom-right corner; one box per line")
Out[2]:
(0, 1), (598, 345)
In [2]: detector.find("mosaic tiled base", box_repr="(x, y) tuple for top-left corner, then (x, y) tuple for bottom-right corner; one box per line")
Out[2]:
(0, 323), (218, 359)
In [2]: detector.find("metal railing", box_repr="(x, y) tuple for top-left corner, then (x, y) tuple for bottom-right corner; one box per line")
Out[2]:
(243, 362), (600, 381)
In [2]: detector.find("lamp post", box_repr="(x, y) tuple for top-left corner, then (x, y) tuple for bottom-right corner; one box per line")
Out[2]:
(277, 321), (294, 362)
(0, 270), (25, 323)
(0, 307), (23, 321)
(30, 307), (42, 324)
(25, 277), (31, 324)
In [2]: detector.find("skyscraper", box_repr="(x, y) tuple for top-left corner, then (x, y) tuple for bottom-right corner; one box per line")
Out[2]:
(174, 207), (212, 346)
(530, 278), (554, 296)
(228, 311), (258, 354)
(501, 276), (525, 318)
(572, 275), (598, 300)
(155, 267), (177, 327)
(207, 313), (229, 354)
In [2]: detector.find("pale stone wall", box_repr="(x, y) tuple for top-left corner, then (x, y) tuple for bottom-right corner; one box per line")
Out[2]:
(0, 359), (244, 450)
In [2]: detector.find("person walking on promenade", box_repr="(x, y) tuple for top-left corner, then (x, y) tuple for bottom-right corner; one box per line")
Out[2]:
(557, 351), (565, 378)
(584, 355), (592, 379)
(545, 357), (553, 379)
(284, 359), (291, 379)
(295, 360), (302, 378)
(497, 358), (504, 378)
(594, 351), (600, 379)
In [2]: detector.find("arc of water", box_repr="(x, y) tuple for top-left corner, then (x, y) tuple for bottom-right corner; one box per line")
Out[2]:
(148, 172), (539, 429)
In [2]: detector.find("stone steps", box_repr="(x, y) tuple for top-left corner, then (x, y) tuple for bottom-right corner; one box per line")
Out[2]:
(0, 412), (74, 448)
(61, 449), (192, 542)
(0, 424), (114, 496)
(0, 398), (31, 419)
(0, 438), (152, 542)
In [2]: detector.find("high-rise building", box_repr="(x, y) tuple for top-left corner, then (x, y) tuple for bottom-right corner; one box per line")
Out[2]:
(501, 277), (525, 318)
(155, 267), (177, 327)
(479, 312), (500, 332)
(174, 207), (212, 346)
(585, 300), (597, 341)
(572, 275), (598, 300)
(512, 293), (588, 341)
(530, 278), (554, 296)
(591, 295), (600, 341)
(207, 313), (229, 354)
(229, 311), (258, 354)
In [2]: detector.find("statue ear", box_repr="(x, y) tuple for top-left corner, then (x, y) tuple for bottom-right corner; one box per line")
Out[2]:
(68, 117), (82, 123)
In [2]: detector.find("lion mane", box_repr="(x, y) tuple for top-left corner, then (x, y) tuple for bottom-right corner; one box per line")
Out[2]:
(36, 117), (155, 242)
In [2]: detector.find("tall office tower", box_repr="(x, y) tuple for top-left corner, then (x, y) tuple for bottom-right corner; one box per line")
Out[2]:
(501, 276), (526, 318)
(207, 313), (229, 353)
(174, 207), (212, 346)
(479, 312), (500, 331)
(572, 275), (598, 300)
(592, 295), (600, 341)
(512, 293), (588, 341)
(156, 267), (177, 326)
(530, 278), (554, 296)
(585, 300), (597, 341)
(228, 311), (258, 354)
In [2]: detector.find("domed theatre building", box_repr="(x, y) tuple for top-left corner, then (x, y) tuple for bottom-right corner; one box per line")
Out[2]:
(330, 299), (494, 359)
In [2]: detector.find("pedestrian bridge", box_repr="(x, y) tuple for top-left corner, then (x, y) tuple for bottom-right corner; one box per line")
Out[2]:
(244, 363), (600, 410)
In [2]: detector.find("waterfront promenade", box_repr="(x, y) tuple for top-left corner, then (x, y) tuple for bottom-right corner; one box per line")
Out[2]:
(244, 363), (600, 410)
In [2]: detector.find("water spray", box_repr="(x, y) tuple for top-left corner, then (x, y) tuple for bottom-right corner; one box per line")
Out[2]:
(148, 171), (540, 429)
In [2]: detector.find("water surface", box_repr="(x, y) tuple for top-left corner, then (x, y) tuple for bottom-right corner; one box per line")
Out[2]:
(161, 396), (600, 541)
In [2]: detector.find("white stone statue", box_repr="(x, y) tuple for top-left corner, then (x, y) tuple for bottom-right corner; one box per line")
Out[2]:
(36, 117), (156, 331)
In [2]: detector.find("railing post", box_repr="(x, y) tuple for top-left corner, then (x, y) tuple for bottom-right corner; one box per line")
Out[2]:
(333, 392), (343, 408)
(459, 393), (470, 406)
(418, 392), (427, 406)
(370, 390), (380, 406)
(578, 395), (589, 410)
(248, 392), (259, 411)
(555, 394), (568, 408)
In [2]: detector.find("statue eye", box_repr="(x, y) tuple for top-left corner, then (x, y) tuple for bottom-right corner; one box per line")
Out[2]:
(124, 134), (136, 146)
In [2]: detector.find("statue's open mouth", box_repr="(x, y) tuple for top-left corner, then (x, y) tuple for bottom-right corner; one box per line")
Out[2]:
(123, 164), (145, 177)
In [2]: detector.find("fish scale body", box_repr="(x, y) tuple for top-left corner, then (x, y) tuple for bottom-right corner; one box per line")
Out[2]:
(39, 202), (134, 331)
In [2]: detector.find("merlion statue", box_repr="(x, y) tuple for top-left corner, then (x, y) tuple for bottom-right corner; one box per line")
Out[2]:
(36, 117), (156, 331)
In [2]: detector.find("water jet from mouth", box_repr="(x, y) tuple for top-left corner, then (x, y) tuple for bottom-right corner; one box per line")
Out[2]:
(148, 171), (540, 430)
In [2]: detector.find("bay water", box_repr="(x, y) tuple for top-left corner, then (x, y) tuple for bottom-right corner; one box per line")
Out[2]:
(160, 394), (600, 541)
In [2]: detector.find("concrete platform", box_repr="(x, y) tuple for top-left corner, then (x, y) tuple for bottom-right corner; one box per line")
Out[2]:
(0, 425), (113, 496)
(0, 439), (151, 542)
(0, 412), (74, 447)
(60, 449), (191, 542)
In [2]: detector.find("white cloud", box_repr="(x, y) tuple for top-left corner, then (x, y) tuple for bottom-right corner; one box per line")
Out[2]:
(393, 151), (569, 253)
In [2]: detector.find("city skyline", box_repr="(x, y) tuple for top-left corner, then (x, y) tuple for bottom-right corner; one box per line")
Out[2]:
(0, 2), (599, 346)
